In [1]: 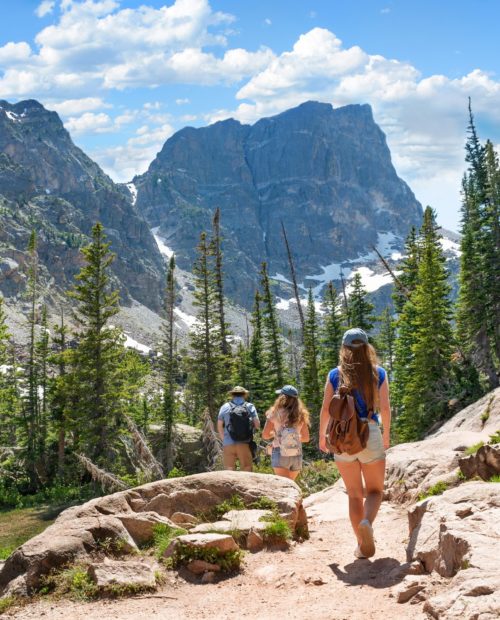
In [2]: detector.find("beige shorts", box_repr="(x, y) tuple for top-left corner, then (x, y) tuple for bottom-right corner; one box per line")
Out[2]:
(333, 423), (385, 464)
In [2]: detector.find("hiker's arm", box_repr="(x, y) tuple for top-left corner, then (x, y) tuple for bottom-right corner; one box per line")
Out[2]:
(300, 421), (310, 443)
(217, 419), (225, 442)
(379, 377), (391, 450)
(261, 409), (274, 440)
(251, 405), (260, 430)
(319, 377), (334, 453)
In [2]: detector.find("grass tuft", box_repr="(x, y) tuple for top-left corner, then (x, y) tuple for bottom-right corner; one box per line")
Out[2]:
(0, 596), (18, 614)
(464, 441), (484, 456)
(172, 543), (243, 572)
(488, 474), (500, 483)
(151, 523), (187, 559)
(259, 510), (292, 544)
(418, 481), (448, 501)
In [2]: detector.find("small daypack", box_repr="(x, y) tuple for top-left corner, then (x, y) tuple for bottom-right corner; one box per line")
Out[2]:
(227, 403), (253, 442)
(325, 385), (373, 455)
(278, 412), (302, 457)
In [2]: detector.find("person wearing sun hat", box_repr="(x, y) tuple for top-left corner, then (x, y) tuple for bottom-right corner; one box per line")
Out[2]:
(262, 384), (310, 480)
(217, 386), (260, 471)
(319, 327), (392, 560)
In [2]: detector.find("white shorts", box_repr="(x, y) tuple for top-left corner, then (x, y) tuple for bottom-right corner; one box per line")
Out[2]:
(333, 423), (385, 464)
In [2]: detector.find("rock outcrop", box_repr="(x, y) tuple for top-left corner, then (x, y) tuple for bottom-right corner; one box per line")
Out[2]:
(407, 482), (500, 618)
(134, 101), (423, 307)
(0, 472), (305, 597)
(385, 388), (500, 503)
(0, 99), (164, 311)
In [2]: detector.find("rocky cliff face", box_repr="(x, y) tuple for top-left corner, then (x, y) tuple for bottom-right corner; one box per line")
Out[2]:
(0, 100), (164, 311)
(133, 101), (423, 307)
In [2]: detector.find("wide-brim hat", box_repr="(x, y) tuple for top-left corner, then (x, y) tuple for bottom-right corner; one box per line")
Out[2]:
(229, 385), (249, 395)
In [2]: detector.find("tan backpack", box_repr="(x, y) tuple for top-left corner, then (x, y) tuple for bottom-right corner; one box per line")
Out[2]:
(325, 385), (373, 455)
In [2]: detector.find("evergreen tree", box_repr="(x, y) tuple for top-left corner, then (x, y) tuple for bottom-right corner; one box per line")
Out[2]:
(348, 272), (375, 333)
(456, 105), (499, 388)
(319, 282), (343, 378)
(22, 231), (39, 489)
(35, 306), (49, 464)
(377, 307), (396, 381)
(396, 208), (454, 440)
(301, 289), (321, 425)
(391, 228), (421, 420)
(190, 232), (224, 420)
(260, 262), (285, 387)
(68, 223), (130, 467)
(162, 255), (177, 470)
(212, 208), (230, 356)
(50, 309), (69, 478)
(0, 297), (19, 447)
(246, 291), (270, 415)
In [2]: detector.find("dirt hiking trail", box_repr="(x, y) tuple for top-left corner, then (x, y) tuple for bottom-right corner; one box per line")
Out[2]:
(9, 495), (427, 620)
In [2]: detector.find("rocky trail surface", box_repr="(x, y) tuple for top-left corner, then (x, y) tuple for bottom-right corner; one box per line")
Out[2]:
(8, 491), (425, 620)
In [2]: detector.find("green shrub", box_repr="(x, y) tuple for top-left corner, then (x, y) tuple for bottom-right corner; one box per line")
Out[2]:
(489, 430), (500, 445)
(167, 467), (187, 479)
(151, 523), (187, 559)
(172, 543), (243, 572)
(457, 470), (467, 481)
(249, 496), (278, 511)
(464, 442), (484, 455)
(418, 481), (448, 501)
(209, 495), (246, 520)
(0, 596), (17, 613)
(298, 460), (340, 496)
(44, 564), (98, 601)
(489, 474), (500, 483)
(259, 511), (292, 544)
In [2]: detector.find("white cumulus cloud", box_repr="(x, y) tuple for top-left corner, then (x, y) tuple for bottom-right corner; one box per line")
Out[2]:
(36, 1), (55, 18)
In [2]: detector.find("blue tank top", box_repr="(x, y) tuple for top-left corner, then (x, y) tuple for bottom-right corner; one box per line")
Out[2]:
(328, 366), (386, 424)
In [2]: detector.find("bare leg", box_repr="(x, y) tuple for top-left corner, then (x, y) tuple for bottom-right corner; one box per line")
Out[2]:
(360, 458), (385, 524)
(223, 445), (237, 470)
(335, 460), (364, 543)
(273, 467), (299, 480)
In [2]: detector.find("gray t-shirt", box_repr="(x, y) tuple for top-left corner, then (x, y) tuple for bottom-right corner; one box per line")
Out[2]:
(218, 398), (258, 446)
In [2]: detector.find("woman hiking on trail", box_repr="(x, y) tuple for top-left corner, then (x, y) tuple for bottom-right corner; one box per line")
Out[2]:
(319, 328), (391, 559)
(262, 385), (310, 480)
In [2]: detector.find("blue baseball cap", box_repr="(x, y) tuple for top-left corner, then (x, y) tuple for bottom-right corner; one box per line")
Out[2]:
(342, 328), (369, 348)
(276, 384), (299, 397)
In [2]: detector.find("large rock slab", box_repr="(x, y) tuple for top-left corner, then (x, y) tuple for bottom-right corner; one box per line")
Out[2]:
(385, 389), (500, 503)
(406, 481), (500, 618)
(87, 558), (157, 591)
(0, 471), (304, 596)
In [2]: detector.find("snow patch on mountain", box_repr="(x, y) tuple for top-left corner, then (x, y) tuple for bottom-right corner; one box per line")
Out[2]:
(151, 227), (174, 259)
(123, 333), (151, 355)
(126, 182), (138, 206)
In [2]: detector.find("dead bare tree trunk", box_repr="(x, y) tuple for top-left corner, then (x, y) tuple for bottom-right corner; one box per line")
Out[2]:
(76, 453), (129, 493)
(202, 409), (223, 471)
(281, 220), (305, 338)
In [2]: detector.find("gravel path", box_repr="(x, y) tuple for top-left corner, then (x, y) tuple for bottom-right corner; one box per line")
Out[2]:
(8, 495), (428, 620)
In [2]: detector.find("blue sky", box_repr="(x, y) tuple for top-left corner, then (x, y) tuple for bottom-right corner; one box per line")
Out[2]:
(1, 1), (499, 231)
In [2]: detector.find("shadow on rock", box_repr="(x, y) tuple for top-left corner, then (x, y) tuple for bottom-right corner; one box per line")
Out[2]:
(329, 557), (407, 588)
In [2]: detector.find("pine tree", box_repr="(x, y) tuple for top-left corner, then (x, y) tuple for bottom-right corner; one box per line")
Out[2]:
(0, 296), (19, 447)
(456, 107), (500, 388)
(68, 223), (130, 467)
(301, 289), (321, 425)
(190, 232), (224, 421)
(50, 309), (69, 478)
(319, 282), (343, 378)
(162, 255), (177, 470)
(348, 272), (375, 333)
(22, 230), (39, 489)
(396, 208), (454, 440)
(246, 291), (270, 415)
(377, 307), (396, 381)
(35, 306), (49, 464)
(260, 262), (286, 387)
(391, 228), (421, 420)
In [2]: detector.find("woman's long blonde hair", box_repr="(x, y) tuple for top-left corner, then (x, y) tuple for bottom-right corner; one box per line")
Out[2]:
(271, 395), (310, 427)
(338, 341), (380, 410)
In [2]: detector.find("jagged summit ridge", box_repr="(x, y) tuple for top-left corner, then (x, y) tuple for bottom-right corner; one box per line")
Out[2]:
(133, 100), (423, 307)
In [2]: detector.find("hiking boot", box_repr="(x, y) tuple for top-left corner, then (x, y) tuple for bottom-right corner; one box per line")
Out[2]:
(354, 545), (367, 559)
(358, 519), (375, 558)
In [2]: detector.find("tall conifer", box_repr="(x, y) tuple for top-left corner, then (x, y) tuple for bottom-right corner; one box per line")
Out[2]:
(162, 255), (177, 470)
(301, 289), (321, 426)
(348, 272), (375, 332)
(319, 282), (343, 378)
(260, 262), (285, 387)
